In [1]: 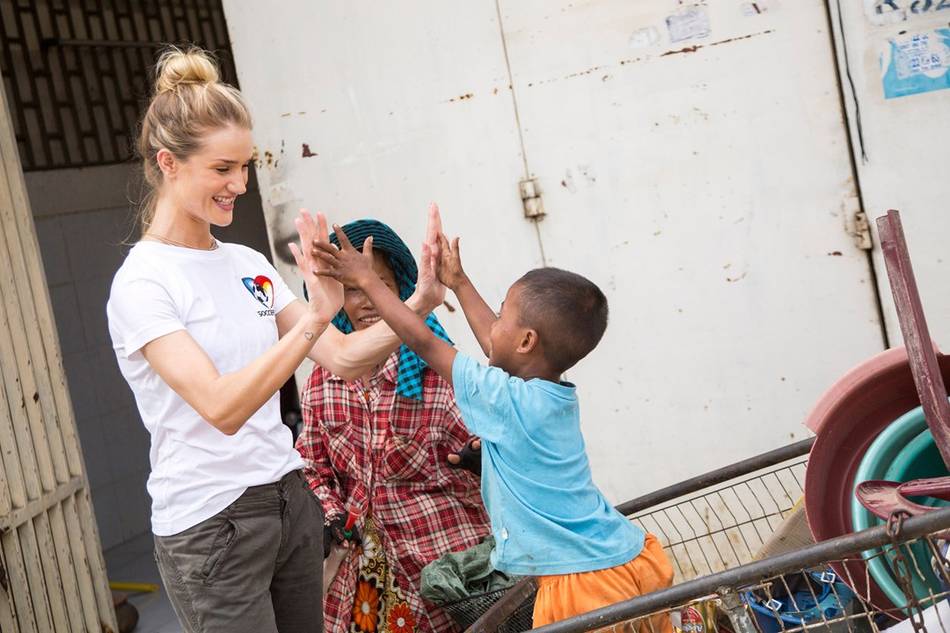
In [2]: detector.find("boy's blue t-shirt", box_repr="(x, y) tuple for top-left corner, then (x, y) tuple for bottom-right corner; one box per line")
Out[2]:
(452, 352), (645, 576)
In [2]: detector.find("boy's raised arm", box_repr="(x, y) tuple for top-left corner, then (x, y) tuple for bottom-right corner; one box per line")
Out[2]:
(436, 233), (496, 358)
(312, 226), (458, 385)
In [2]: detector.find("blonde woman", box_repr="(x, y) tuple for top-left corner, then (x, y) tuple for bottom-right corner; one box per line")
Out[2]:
(106, 47), (443, 633)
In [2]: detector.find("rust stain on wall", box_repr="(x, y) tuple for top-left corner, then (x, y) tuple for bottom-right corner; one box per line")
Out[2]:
(662, 45), (701, 56)
(440, 28), (772, 105)
(564, 65), (606, 80)
(710, 29), (775, 47)
(302, 143), (318, 158)
(661, 29), (774, 57)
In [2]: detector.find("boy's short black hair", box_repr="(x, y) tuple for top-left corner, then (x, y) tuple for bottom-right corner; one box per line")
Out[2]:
(515, 267), (608, 373)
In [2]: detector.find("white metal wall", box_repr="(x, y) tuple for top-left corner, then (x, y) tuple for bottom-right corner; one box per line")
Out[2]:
(497, 0), (885, 498)
(829, 0), (950, 346)
(224, 0), (886, 502)
(222, 0), (544, 391)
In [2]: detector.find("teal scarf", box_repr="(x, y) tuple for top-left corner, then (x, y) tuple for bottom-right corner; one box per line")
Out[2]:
(329, 219), (452, 401)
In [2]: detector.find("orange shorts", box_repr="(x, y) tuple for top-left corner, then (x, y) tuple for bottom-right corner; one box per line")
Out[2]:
(532, 533), (674, 631)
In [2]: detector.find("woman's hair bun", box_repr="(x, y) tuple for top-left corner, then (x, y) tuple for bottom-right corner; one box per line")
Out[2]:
(153, 45), (220, 94)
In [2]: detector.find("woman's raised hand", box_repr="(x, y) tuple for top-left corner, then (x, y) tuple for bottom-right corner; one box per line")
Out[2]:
(413, 203), (446, 310)
(288, 209), (344, 323)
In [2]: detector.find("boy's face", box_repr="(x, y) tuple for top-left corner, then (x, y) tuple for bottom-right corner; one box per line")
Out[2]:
(343, 251), (399, 330)
(488, 283), (526, 371)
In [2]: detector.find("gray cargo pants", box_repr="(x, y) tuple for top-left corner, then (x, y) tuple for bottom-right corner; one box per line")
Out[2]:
(154, 470), (324, 633)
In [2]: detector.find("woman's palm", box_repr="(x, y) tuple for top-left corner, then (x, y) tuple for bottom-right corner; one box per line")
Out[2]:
(289, 209), (343, 322)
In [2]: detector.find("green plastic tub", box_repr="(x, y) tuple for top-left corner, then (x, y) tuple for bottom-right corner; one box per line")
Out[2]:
(851, 405), (949, 608)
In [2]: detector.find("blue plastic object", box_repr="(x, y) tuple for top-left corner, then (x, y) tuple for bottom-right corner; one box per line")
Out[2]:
(744, 571), (854, 633)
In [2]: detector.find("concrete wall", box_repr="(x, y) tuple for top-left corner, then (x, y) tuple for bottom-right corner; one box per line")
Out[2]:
(28, 164), (148, 550)
(27, 163), (271, 550)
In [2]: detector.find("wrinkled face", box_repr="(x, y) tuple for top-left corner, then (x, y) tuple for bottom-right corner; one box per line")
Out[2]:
(488, 282), (525, 371)
(343, 251), (399, 330)
(166, 124), (253, 227)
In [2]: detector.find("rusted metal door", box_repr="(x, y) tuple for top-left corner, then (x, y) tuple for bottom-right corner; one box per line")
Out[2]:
(223, 0), (547, 388)
(0, 70), (116, 633)
(495, 0), (885, 499)
(225, 0), (885, 501)
(828, 0), (950, 346)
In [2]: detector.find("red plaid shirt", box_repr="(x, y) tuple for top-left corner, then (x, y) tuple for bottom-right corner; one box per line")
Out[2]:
(296, 352), (491, 633)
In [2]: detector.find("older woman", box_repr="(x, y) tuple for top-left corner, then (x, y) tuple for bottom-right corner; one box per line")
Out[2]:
(296, 218), (490, 633)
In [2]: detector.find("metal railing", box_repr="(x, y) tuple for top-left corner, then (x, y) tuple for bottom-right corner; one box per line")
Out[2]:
(464, 439), (950, 633)
(465, 439), (815, 632)
(533, 507), (950, 633)
(626, 439), (812, 581)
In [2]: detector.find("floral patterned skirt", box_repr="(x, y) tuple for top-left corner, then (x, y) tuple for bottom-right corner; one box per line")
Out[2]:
(350, 516), (419, 633)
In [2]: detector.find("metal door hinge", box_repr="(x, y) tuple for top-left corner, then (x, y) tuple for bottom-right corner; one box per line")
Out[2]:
(519, 177), (545, 219)
(850, 210), (873, 251)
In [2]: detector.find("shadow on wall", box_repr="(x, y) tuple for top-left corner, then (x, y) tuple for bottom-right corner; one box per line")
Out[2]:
(26, 162), (273, 550)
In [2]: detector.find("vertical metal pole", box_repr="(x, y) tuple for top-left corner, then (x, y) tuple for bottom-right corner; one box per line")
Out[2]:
(718, 587), (758, 633)
(876, 210), (950, 469)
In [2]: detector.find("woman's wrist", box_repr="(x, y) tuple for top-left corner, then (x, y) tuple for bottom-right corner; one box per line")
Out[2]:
(406, 289), (439, 315)
(299, 312), (329, 339)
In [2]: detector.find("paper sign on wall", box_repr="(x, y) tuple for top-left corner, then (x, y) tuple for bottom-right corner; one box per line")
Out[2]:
(666, 7), (711, 43)
(881, 28), (950, 98)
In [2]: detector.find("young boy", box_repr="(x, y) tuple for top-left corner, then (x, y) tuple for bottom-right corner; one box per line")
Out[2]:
(313, 215), (673, 628)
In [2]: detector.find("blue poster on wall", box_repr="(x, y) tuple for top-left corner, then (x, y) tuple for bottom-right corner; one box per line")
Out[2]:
(881, 28), (950, 99)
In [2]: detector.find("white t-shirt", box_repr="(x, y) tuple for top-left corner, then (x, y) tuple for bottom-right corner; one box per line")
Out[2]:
(107, 240), (305, 535)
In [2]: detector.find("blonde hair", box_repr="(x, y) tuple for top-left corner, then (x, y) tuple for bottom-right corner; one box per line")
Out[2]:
(135, 46), (252, 234)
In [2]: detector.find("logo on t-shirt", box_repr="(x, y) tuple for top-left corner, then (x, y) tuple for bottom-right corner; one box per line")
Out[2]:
(242, 275), (275, 316)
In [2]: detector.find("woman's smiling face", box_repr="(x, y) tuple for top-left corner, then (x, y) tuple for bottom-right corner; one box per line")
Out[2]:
(162, 124), (253, 227)
(343, 251), (400, 330)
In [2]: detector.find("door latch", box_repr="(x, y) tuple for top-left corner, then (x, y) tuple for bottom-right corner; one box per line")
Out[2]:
(850, 210), (873, 251)
(519, 177), (545, 219)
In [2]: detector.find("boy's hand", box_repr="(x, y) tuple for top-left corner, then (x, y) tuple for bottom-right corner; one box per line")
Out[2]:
(447, 437), (481, 476)
(288, 209), (343, 323)
(313, 225), (377, 288)
(437, 233), (468, 290)
(323, 515), (362, 557)
(412, 203), (446, 311)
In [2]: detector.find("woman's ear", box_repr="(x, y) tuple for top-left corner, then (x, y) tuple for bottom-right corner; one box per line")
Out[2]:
(156, 148), (178, 179)
(516, 329), (539, 354)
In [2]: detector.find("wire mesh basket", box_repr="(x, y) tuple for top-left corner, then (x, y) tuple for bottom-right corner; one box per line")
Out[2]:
(464, 440), (813, 632)
(586, 531), (950, 633)
(518, 440), (950, 633)
(629, 457), (807, 581)
(442, 585), (535, 633)
(465, 439), (950, 633)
